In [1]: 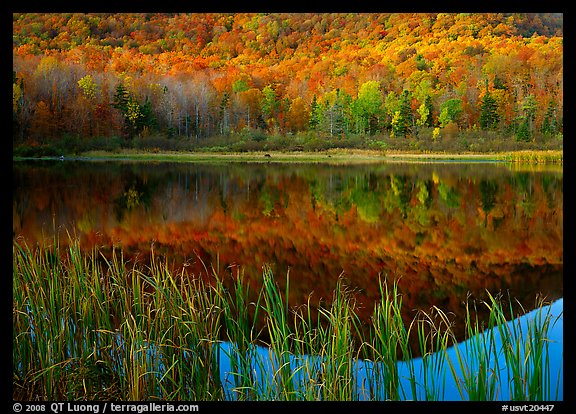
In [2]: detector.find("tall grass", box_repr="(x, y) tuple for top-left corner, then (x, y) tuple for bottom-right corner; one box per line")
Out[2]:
(497, 150), (563, 164)
(361, 276), (415, 400)
(445, 291), (563, 401)
(13, 238), (562, 401)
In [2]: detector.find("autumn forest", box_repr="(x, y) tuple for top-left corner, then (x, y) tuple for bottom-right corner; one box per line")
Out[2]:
(13, 13), (563, 154)
(12, 12), (565, 402)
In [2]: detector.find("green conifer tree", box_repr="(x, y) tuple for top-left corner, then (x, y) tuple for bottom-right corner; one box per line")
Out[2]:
(392, 90), (413, 137)
(479, 91), (500, 130)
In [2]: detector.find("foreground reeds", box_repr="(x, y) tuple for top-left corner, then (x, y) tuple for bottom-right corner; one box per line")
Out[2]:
(13, 238), (562, 401)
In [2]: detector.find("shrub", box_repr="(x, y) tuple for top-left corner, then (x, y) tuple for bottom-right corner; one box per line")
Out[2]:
(441, 122), (459, 143)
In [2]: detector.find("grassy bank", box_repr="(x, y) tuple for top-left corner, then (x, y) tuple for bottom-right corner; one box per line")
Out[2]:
(13, 238), (562, 401)
(13, 148), (564, 165)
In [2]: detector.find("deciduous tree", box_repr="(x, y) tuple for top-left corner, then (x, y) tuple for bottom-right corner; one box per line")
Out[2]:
(287, 96), (309, 133)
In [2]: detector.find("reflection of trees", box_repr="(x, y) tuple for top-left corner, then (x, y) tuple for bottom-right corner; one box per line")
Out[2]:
(259, 185), (280, 217)
(389, 175), (413, 219)
(14, 161), (563, 348)
(351, 183), (381, 223)
(513, 172), (537, 218)
(13, 188), (30, 235)
(410, 180), (433, 227)
(437, 181), (460, 209)
(113, 177), (155, 222)
(541, 174), (560, 209)
(479, 179), (499, 227)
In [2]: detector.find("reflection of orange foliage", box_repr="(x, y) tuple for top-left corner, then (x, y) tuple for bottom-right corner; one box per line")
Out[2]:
(14, 163), (563, 345)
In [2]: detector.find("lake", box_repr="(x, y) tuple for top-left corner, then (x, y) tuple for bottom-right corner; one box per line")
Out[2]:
(13, 159), (563, 344)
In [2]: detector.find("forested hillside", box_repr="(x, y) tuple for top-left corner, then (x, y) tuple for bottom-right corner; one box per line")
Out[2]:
(12, 13), (563, 154)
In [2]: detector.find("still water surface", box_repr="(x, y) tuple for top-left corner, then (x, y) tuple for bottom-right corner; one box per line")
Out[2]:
(13, 159), (563, 347)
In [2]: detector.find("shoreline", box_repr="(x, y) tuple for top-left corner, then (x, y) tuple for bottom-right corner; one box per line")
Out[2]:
(13, 149), (563, 164)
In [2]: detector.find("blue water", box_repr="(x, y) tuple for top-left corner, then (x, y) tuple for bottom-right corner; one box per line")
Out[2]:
(217, 298), (563, 401)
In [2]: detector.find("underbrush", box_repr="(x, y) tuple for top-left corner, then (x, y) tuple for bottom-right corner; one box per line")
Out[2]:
(13, 128), (562, 159)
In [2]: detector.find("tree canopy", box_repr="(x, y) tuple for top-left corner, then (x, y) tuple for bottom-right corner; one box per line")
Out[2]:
(13, 13), (563, 145)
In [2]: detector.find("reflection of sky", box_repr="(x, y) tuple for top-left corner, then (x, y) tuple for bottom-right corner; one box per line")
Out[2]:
(218, 298), (563, 401)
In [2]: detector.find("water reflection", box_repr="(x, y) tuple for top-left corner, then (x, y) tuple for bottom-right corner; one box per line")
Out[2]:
(13, 160), (563, 347)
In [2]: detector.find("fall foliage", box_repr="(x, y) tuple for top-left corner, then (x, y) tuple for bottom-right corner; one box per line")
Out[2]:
(13, 13), (563, 148)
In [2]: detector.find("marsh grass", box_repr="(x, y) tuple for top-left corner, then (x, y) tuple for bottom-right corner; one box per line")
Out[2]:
(496, 150), (563, 164)
(13, 238), (561, 401)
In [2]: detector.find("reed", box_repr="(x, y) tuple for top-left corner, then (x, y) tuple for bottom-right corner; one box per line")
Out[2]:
(214, 267), (264, 400)
(12, 238), (562, 401)
(448, 296), (501, 400)
(413, 306), (454, 401)
(486, 291), (561, 401)
(259, 266), (299, 400)
(361, 276), (416, 400)
(497, 150), (563, 164)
